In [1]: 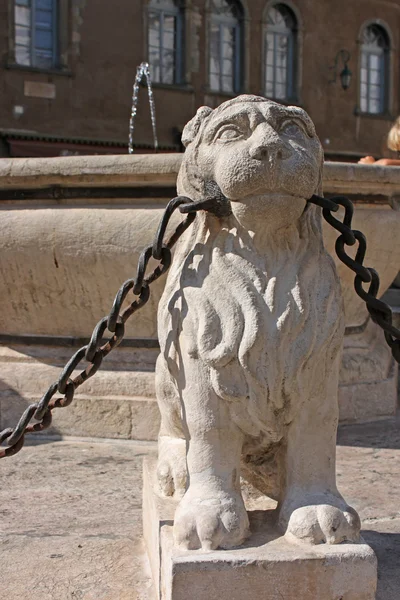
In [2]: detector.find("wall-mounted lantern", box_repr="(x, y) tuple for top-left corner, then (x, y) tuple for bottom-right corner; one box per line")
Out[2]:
(330, 49), (352, 91)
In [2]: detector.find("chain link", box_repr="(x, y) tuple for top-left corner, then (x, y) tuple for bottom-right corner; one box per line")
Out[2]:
(309, 194), (400, 364)
(1, 190), (399, 458)
(0, 196), (196, 459)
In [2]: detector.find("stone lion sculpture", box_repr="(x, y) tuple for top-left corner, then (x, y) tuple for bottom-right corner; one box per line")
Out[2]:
(155, 95), (361, 551)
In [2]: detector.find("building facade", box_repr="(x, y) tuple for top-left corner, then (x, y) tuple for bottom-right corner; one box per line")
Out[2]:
(0, 0), (399, 159)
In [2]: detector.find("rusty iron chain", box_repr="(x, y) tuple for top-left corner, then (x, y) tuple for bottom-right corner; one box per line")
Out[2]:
(0, 195), (196, 459)
(309, 194), (400, 364)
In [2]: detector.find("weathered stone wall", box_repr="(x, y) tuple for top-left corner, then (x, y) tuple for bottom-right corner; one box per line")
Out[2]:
(0, 155), (398, 439)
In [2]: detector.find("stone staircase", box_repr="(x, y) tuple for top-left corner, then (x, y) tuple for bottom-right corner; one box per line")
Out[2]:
(0, 341), (161, 442)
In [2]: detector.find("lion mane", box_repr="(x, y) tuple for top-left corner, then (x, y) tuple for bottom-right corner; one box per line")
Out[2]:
(158, 96), (344, 441)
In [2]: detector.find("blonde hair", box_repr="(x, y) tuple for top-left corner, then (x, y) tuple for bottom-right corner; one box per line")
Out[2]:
(387, 117), (400, 151)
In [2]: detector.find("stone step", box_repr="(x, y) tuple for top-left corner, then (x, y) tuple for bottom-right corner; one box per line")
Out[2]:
(0, 360), (156, 398)
(0, 390), (160, 441)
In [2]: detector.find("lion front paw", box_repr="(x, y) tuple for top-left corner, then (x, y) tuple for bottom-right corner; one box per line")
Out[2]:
(174, 485), (250, 551)
(157, 436), (187, 498)
(279, 493), (361, 545)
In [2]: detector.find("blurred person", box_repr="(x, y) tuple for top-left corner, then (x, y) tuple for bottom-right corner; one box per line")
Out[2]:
(359, 116), (400, 165)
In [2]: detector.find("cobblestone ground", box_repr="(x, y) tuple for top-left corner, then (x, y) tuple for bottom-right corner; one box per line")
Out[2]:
(1, 418), (399, 600)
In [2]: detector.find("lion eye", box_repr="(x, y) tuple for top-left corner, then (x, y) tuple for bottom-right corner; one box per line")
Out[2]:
(280, 119), (305, 136)
(216, 126), (243, 141)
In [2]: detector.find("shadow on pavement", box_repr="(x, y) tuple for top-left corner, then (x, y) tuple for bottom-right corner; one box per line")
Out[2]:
(337, 417), (400, 449)
(362, 529), (400, 600)
(0, 379), (62, 447)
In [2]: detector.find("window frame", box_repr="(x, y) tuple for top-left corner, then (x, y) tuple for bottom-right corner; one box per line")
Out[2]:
(359, 23), (390, 116)
(147, 0), (184, 86)
(208, 0), (244, 95)
(263, 2), (297, 103)
(14, 0), (59, 70)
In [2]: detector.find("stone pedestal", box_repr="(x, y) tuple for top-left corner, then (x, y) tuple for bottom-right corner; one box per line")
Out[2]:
(143, 458), (377, 600)
(338, 320), (398, 422)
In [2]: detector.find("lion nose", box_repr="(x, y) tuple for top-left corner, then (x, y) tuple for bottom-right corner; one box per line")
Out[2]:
(249, 124), (291, 161)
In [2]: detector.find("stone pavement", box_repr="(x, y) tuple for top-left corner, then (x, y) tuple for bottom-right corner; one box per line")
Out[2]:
(1, 418), (399, 600)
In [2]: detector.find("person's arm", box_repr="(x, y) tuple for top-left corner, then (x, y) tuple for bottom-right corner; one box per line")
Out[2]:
(358, 156), (400, 165)
(374, 158), (400, 166)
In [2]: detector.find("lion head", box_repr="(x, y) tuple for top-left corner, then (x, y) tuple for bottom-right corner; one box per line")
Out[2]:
(178, 95), (324, 231)
(159, 96), (342, 439)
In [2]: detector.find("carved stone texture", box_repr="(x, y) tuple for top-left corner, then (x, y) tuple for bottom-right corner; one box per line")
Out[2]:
(156, 96), (363, 552)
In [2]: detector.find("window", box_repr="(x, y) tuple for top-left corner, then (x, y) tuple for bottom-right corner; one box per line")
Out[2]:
(14, 0), (57, 69)
(360, 24), (390, 114)
(148, 0), (183, 85)
(209, 0), (243, 94)
(264, 4), (297, 101)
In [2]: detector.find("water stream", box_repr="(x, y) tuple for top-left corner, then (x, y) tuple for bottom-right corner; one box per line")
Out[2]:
(128, 62), (158, 154)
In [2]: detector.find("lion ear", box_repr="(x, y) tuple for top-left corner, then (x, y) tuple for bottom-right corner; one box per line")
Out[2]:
(181, 106), (213, 148)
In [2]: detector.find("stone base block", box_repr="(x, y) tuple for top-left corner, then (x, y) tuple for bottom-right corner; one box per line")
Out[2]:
(143, 458), (377, 600)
